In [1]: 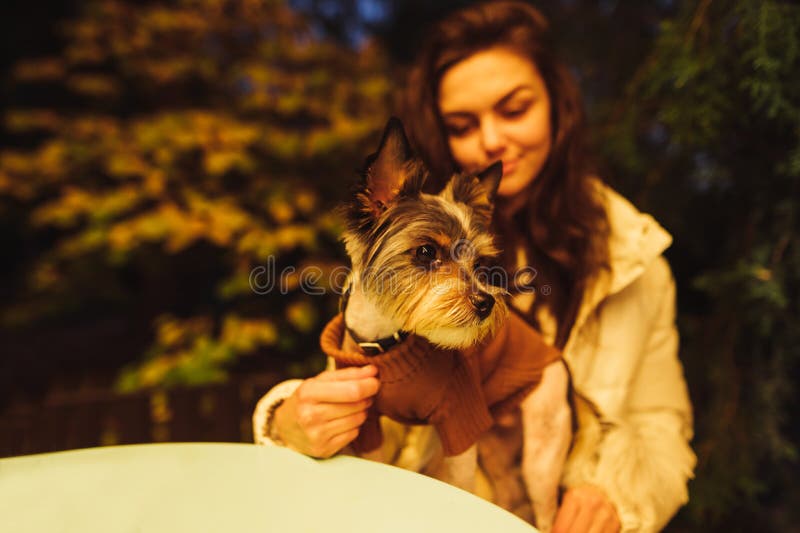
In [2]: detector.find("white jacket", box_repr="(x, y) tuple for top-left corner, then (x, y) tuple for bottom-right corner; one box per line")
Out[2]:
(253, 185), (696, 532)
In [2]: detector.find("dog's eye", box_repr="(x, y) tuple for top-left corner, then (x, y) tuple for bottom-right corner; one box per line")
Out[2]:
(416, 244), (438, 262)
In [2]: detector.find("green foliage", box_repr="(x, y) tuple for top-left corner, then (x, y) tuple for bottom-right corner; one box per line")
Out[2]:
(601, 0), (800, 528)
(0, 0), (390, 389)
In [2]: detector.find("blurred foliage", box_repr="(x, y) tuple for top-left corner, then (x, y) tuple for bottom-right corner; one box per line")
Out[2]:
(0, 0), (389, 389)
(600, 0), (800, 530)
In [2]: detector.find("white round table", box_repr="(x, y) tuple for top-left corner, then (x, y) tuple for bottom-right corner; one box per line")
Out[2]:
(0, 443), (537, 532)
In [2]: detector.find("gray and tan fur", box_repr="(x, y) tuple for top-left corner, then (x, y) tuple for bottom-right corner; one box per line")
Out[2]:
(342, 117), (507, 348)
(341, 118), (569, 532)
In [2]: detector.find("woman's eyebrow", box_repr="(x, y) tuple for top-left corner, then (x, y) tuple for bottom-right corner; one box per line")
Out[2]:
(493, 85), (534, 108)
(441, 85), (534, 118)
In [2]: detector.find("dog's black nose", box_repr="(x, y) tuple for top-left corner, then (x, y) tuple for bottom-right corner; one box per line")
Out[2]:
(470, 292), (495, 320)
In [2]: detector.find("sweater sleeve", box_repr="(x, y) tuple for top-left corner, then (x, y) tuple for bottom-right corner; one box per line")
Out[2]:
(563, 258), (696, 532)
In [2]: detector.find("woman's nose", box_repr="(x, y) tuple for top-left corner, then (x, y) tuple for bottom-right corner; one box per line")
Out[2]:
(479, 118), (505, 157)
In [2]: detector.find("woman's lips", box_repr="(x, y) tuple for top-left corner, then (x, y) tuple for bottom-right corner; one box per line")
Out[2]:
(502, 159), (518, 176)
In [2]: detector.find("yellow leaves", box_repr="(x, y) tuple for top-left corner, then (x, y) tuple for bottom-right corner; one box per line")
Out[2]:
(1, 141), (71, 186)
(204, 150), (253, 176)
(33, 185), (142, 228)
(109, 203), (199, 253)
(754, 267), (772, 281)
(185, 193), (251, 247)
(261, 129), (302, 159)
(32, 187), (92, 228)
(286, 299), (318, 333)
(215, 120), (260, 145)
(136, 58), (205, 84)
(136, 358), (170, 387)
(274, 224), (317, 250)
(132, 112), (259, 171)
(13, 58), (65, 82)
(1, 0), (396, 392)
(5, 110), (62, 133)
(0, 150), (37, 175)
(38, 141), (70, 178)
(106, 151), (150, 178)
(358, 75), (391, 99)
(220, 315), (278, 353)
(142, 7), (209, 33)
(236, 228), (277, 261)
(66, 74), (120, 98)
(143, 169), (166, 196)
(275, 93), (305, 114)
(108, 195), (252, 254)
(235, 223), (319, 262)
(156, 315), (213, 349)
(0, 166), (34, 200)
(65, 19), (103, 43)
(116, 312), (278, 392)
(294, 189), (318, 215)
(267, 196), (295, 224)
(58, 226), (108, 257)
(95, 186), (143, 220)
(65, 43), (107, 65)
(71, 115), (121, 140)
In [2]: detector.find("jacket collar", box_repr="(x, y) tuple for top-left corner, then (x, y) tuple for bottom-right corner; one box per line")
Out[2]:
(569, 184), (673, 338)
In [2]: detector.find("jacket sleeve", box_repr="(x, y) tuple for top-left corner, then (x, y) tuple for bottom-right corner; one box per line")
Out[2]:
(252, 379), (304, 445)
(563, 258), (696, 532)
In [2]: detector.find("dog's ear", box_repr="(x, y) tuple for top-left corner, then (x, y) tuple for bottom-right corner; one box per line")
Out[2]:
(362, 117), (424, 213)
(476, 161), (503, 205)
(444, 162), (503, 222)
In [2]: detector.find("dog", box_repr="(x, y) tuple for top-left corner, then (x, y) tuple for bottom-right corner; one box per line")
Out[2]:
(335, 117), (571, 532)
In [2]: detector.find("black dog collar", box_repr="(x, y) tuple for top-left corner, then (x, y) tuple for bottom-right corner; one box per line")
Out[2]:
(339, 285), (409, 356)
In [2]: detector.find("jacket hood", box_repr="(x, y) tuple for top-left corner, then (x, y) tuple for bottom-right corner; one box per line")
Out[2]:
(572, 184), (673, 336)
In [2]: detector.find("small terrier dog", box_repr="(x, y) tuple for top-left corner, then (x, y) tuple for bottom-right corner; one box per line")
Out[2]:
(338, 117), (570, 532)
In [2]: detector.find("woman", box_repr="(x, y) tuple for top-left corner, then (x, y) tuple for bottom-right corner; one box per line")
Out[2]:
(253, 2), (695, 532)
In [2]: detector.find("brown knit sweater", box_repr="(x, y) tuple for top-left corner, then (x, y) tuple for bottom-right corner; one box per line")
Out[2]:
(320, 312), (561, 456)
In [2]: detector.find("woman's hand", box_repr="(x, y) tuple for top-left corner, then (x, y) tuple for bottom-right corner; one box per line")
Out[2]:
(273, 364), (380, 458)
(552, 485), (620, 533)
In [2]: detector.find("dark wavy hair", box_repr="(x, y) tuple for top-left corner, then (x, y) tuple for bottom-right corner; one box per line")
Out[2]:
(398, 1), (609, 348)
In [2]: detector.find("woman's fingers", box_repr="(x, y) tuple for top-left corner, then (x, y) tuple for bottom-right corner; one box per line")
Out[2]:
(278, 365), (380, 458)
(552, 490), (580, 532)
(315, 365), (378, 381)
(301, 397), (373, 428)
(324, 409), (371, 440)
(300, 367), (380, 404)
(553, 486), (620, 533)
(303, 406), (372, 458)
(587, 507), (617, 533)
(318, 428), (361, 458)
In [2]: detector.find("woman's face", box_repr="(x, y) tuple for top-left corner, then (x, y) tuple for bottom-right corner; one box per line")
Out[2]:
(438, 46), (552, 198)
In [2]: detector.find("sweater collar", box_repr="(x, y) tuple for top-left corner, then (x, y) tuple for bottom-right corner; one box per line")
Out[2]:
(320, 313), (431, 379)
(339, 285), (410, 355)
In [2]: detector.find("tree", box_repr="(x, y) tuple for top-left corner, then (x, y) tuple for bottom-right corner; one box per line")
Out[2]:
(0, 0), (390, 391)
(600, 0), (800, 529)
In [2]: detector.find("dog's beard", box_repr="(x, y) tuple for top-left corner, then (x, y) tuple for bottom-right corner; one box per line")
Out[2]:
(357, 262), (508, 349)
(407, 296), (507, 349)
